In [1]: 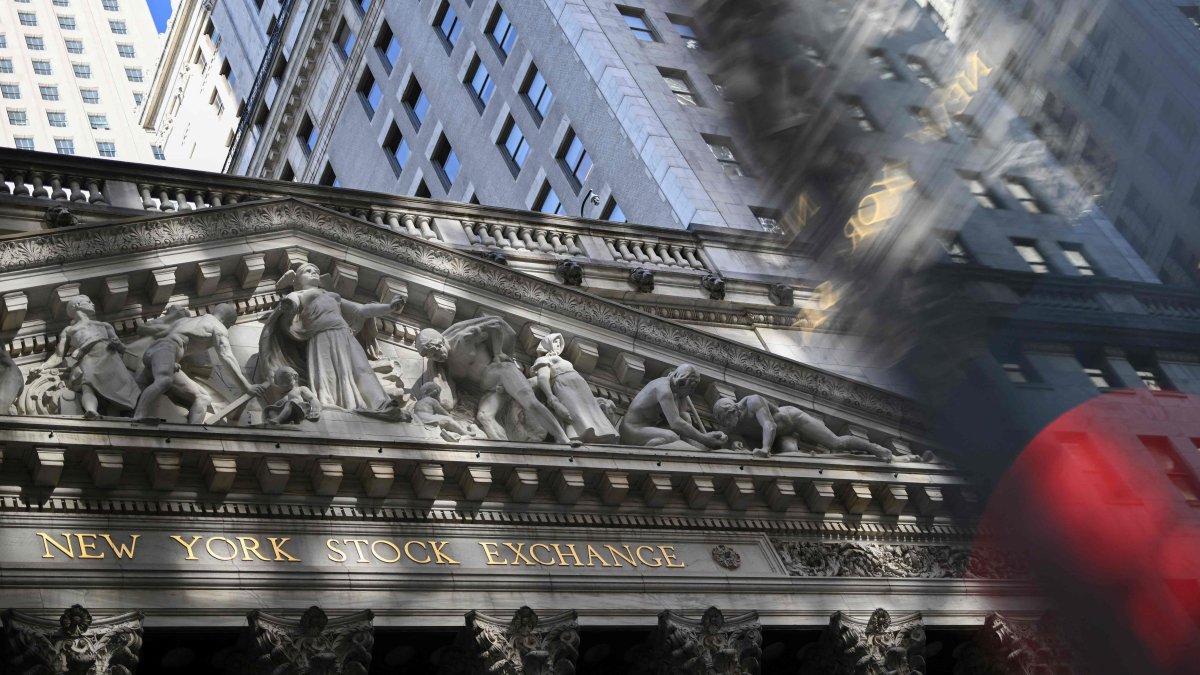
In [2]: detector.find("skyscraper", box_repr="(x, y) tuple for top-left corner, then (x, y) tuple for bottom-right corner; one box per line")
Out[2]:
(0, 0), (163, 161)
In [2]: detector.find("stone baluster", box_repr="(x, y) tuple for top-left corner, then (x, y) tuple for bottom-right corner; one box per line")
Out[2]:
(631, 241), (652, 263)
(418, 215), (436, 239)
(550, 232), (568, 254)
(192, 191), (208, 209)
(462, 221), (481, 243)
(30, 173), (49, 199)
(208, 191), (223, 207)
(534, 229), (553, 252)
(402, 214), (420, 237)
(85, 179), (105, 204)
(386, 213), (402, 232)
(489, 223), (507, 247)
(655, 243), (677, 267)
(564, 233), (583, 255)
(68, 178), (85, 202)
(369, 209), (384, 226)
(645, 242), (665, 265)
(49, 175), (67, 201)
(174, 189), (191, 210)
(519, 227), (536, 250)
(0, 171), (10, 195)
(503, 224), (521, 249)
(683, 247), (704, 268)
(157, 189), (175, 211)
(615, 239), (636, 261)
(11, 171), (30, 196)
(603, 238), (621, 259)
(139, 185), (157, 210)
(226, 194), (240, 204)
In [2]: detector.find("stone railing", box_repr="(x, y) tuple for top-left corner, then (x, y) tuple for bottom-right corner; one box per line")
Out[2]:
(603, 237), (708, 270)
(1, 167), (108, 204)
(135, 182), (268, 211)
(461, 220), (583, 254)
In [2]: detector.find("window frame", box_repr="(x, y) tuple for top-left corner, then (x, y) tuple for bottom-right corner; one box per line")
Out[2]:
(435, 1), (463, 51)
(465, 55), (495, 109)
(704, 134), (745, 177)
(96, 141), (117, 158)
(431, 133), (460, 188)
(618, 6), (658, 42)
(533, 181), (565, 215)
(487, 5), (517, 59)
(402, 78), (429, 128)
(357, 69), (382, 118)
(499, 116), (529, 173)
(521, 64), (553, 122)
(383, 123), (411, 175)
(557, 128), (593, 189)
(375, 23), (401, 72)
(1011, 238), (1051, 274)
(659, 68), (701, 106)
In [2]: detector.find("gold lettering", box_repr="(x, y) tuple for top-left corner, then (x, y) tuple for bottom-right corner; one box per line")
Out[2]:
(405, 540), (432, 564)
(430, 541), (459, 565)
(605, 544), (638, 567)
(585, 544), (613, 567)
(74, 533), (103, 559)
(659, 546), (686, 568)
(205, 536), (238, 561)
(237, 536), (271, 561)
(794, 191), (821, 229)
(371, 539), (403, 563)
(101, 534), (139, 559)
(345, 538), (371, 563)
(480, 542), (508, 565)
(553, 543), (585, 567)
(170, 535), (203, 560)
(503, 542), (536, 566)
(958, 51), (993, 94)
(326, 539), (347, 563)
(529, 543), (556, 566)
(37, 532), (75, 559)
(635, 545), (663, 567)
(267, 537), (300, 562)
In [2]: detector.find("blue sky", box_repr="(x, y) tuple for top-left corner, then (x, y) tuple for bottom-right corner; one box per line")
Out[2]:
(147, 0), (172, 33)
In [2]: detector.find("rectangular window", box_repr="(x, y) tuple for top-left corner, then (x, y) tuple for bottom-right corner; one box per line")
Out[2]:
(384, 123), (410, 174)
(1061, 244), (1097, 276)
(500, 116), (529, 170)
(102, 0), (119, 10)
(602, 197), (626, 222)
(1001, 361), (1030, 384)
(436, 1), (462, 49)
(58, 16), (76, 30)
(1130, 356), (1172, 391)
(619, 6), (657, 42)
(6, 109), (27, 126)
(298, 114), (317, 154)
(0, 84), (19, 99)
(403, 78), (429, 127)
(415, 180), (431, 198)
(53, 0), (70, 6)
(65, 39), (84, 54)
(939, 235), (971, 264)
(1012, 239), (1050, 274)
(96, 141), (116, 157)
(319, 163), (339, 187)
(558, 128), (592, 186)
(376, 23), (400, 71)
(88, 113), (108, 129)
(358, 70), (382, 117)
(210, 88), (224, 115)
(47, 111), (67, 127)
(26, 36), (46, 51)
(0, 36), (6, 49)
(14, 137), (34, 150)
(660, 68), (700, 106)
(488, 6), (516, 58)
(842, 96), (878, 131)
(280, 162), (295, 181)
(1004, 177), (1046, 213)
(336, 21), (355, 58)
(117, 44), (135, 58)
(54, 138), (75, 155)
(432, 134), (459, 187)
(80, 88), (100, 104)
(534, 181), (564, 215)
(359, 0), (370, 12)
(1183, 6), (1200, 30)
(905, 55), (939, 87)
(961, 173), (1001, 209)
(125, 67), (143, 82)
(868, 49), (900, 80)
(1140, 436), (1199, 504)
(109, 20), (127, 34)
(667, 14), (700, 49)
(1082, 362), (1115, 389)
(704, 135), (743, 177)
(0, 60), (11, 74)
(73, 63), (91, 79)
(752, 207), (782, 233)
(220, 59), (237, 90)
(466, 56), (494, 106)
(133, 92), (144, 106)
(39, 85), (58, 101)
(32, 60), (52, 76)
(19, 12), (37, 27)
(522, 64), (553, 121)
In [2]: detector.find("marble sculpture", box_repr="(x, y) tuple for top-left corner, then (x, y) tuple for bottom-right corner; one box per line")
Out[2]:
(618, 364), (728, 451)
(36, 295), (140, 419)
(530, 333), (620, 444)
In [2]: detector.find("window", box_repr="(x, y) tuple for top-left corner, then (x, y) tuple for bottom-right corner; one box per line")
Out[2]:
(534, 181), (564, 215)
(376, 23), (400, 71)
(14, 137), (33, 150)
(88, 113), (108, 129)
(0, 35), (6, 49)
(1183, 6), (1200, 30)
(65, 39), (84, 54)
(466, 56), (494, 106)
(384, 123), (410, 173)
(359, 0), (370, 12)
(117, 44), (135, 58)
(660, 68), (700, 106)
(73, 63), (91, 79)
(1003, 177), (1045, 213)
(1140, 436), (1199, 505)
(280, 162), (295, 181)
(54, 138), (75, 155)
(436, 2), (462, 49)
(500, 117), (529, 170)
(26, 36), (46, 51)
(6, 109), (27, 126)
(751, 207), (782, 233)
(619, 6), (657, 42)
(705, 135), (743, 177)
(125, 67), (143, 83)
(602, 197), (626, 222)
(58, 16), (76, 30)
(298, 114), (317, 154)
(522, 64), (553, 120)
(868, 49), (901, 80)
(1012, 239), (1050, 274)
(53, 0), (69, 6)
(32, 60), (52, 76)
(80, 88), (100, 104)
(1130, 357), (1171, 391)
(432, 134), (459, 187)
(109, 19), (127, 34)
(356, 69), (381, 118)
(0, 84), (19, 100)
(1001, 361), (1031, 384)
(1081, 360), (1116, 389)
(842, 96), (878, 131)
(415, 179), (431, 198)
(133, 92), (143, 106)
(39, 85), (58, 101)
(47, 111), (67, 127)
(939, 235), (971, 264)
(102, 0), (120, 10)
(961, 173), (1000, 209)
(558, 128), (592, 186)
(1061, 244), (1097, 276)
(210, 88), (224, 115)
(19, 13), (38, 27)
(0, 60), (11, 74)
(220, 60), (237, 90)
(667, 14), (700, 49)
(97, 141), (116, 157)
(488, 6), (516, 58)
(905, 55), (939, 87)
(336, 21), (355, 58)
(403, 78), (429, 127)
(320, 163), (340, 187)
(204, 18), (220, 48)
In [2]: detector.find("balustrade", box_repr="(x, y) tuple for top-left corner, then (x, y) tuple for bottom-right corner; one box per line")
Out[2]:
(462, 221), (582, 255)
(0, 168), (106, 204)
(603, 237), (707, 270)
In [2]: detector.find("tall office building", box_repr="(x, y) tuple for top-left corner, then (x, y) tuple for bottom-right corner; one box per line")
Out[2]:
(0, 0), (163, 162)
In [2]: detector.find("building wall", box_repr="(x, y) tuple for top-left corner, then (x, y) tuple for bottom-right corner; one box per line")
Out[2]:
(0, 0), (162, 162)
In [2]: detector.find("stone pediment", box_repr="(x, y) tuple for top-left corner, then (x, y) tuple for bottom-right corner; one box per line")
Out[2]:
(0, 197), (911, 428)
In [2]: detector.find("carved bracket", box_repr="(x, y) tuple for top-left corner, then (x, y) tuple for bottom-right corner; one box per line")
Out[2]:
(2, 604), (144, 675)
(440, 606), (580, 675)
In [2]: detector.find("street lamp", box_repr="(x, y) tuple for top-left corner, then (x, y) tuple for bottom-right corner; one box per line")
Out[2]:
(580, 189), (601, 218)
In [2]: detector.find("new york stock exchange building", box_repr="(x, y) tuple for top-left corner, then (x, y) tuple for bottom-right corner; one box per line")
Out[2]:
(0, 152), (1051, 675)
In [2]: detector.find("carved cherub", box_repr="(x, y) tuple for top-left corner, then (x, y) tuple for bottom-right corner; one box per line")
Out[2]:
(263, 366), (321, 425)
(412, 382), (477, 441)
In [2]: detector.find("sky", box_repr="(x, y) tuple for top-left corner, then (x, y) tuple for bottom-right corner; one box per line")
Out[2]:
(147, 0), (173, 33)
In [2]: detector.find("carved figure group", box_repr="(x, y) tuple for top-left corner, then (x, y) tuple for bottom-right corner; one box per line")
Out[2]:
(530, 333), (619, 444)
(618, 364), (727, 451)
(37, 295), (140, 419)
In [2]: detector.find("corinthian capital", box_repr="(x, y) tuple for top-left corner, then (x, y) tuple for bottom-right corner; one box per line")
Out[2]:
(2, 604), (144, 675)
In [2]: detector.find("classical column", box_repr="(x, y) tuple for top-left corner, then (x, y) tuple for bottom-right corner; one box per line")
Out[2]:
(952, 613), (1079, 675)
(2, 604), (144, 675)
(631, 606), (762, 675)
(440, 606), (579, 675)
(799, 608), (925, 675)
(230, 606), (374, 675)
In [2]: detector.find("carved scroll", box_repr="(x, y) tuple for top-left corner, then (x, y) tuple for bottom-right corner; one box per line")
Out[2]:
(773, 541), (1030, 580)
(231, 606), (374, 675)
(1, 604), (144, 675)
(631, 606), (762, 675)
(439, 606), (580, 675)
(799, 608), (925, 675)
